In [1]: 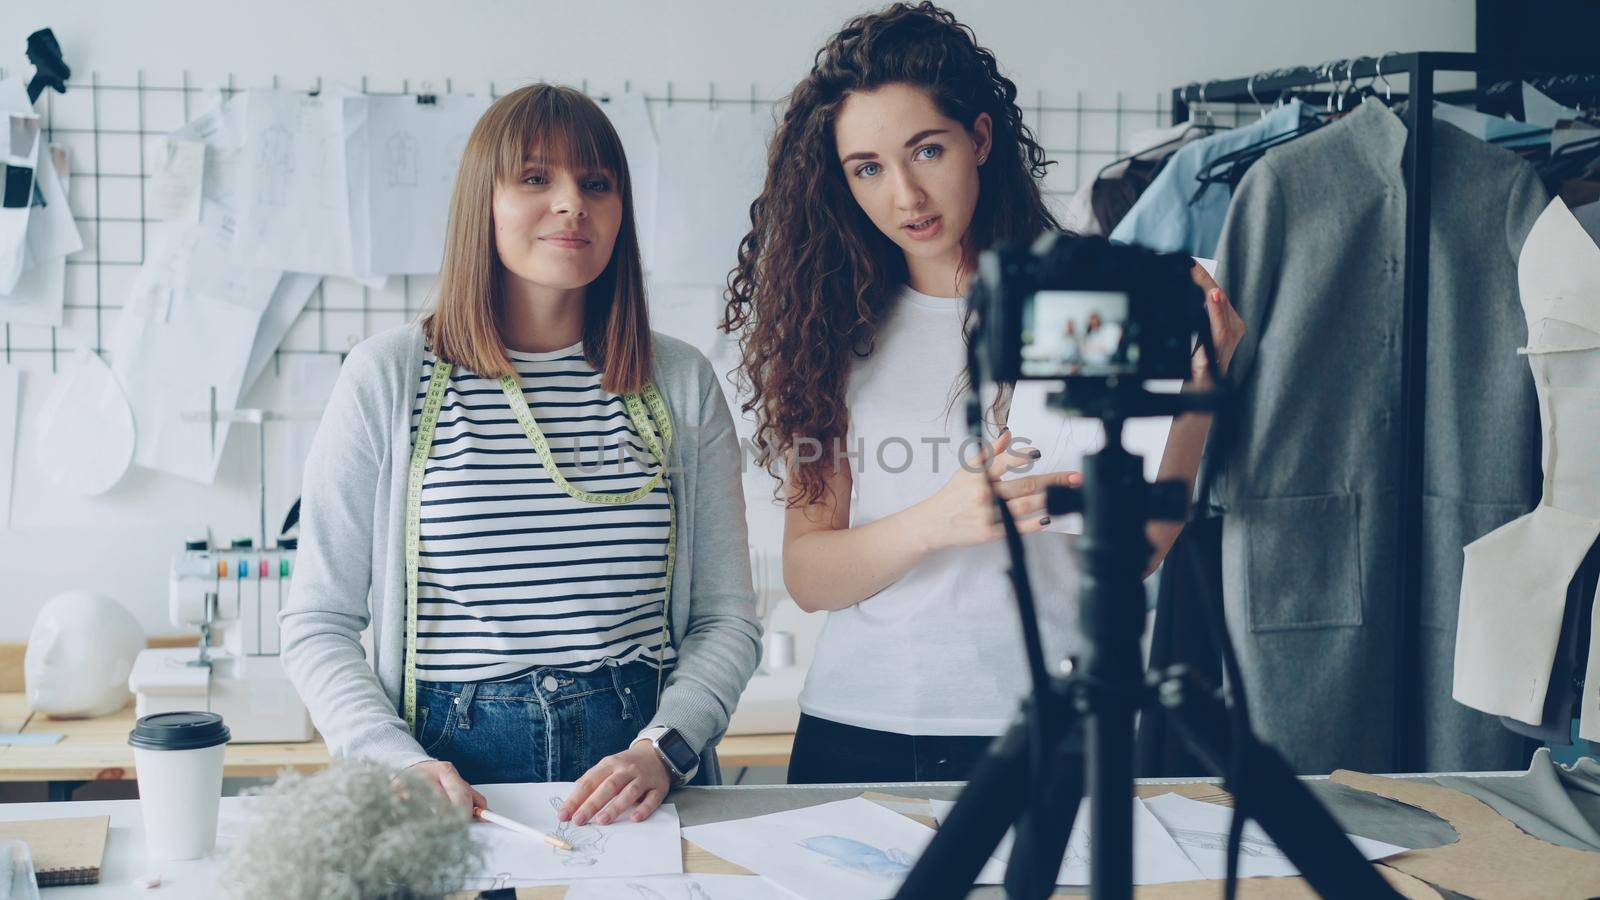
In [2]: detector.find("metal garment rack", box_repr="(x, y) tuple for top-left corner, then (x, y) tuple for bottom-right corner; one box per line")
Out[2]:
(1169, 52), (1600, 771)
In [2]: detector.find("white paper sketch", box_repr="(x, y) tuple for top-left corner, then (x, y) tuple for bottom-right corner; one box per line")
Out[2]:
(550, 795), (611, 867)
(0, 78), (41, 294)
(0, 147), (72, 327)
(150, 138), (206, 222)
(169, 91), (244, 211)
(33, 347), (136, 496)
(562, 873), (796, 900)
(930, 795), (1205, 886)
(240, 273), (322, 395)
(461, 781), (682, 887)
(601, 92), (659, 274)
(1142, 792), (1407, 880)
(684, 796), (996, 900)
(364, 93), (489, 275)
(652, 106), (770, 286)
(111, 201), (280, 482)
(234, 87), (383, 282)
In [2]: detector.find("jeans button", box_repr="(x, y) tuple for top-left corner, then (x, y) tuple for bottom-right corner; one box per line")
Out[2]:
(542, 675), (560, 693)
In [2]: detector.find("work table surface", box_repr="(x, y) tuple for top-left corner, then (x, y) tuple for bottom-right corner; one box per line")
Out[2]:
(0, 774), (1491, 898)
(0, 694), (794, 784)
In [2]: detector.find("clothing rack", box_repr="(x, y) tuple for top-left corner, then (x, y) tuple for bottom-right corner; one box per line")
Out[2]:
(1170, 52), (1600, 771)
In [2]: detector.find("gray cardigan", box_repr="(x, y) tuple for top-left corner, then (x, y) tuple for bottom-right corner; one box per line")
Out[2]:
(279, 323), (762, 781)
(1212, 98), (1546, 774)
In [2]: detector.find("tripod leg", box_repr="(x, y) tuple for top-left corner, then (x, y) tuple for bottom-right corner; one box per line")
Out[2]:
(1006, 732), (1085, 900)
(894, 698), (1072, 900)
(1159, 673), (1404, 899)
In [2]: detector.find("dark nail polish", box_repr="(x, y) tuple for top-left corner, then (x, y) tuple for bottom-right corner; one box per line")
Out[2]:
(1039, 516), (1051, 526)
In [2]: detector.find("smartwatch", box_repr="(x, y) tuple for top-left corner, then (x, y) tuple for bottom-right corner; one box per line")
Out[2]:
(636, 726), (699, 785)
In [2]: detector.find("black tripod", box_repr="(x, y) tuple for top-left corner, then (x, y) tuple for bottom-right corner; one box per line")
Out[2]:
(893, 388), (1403, 900)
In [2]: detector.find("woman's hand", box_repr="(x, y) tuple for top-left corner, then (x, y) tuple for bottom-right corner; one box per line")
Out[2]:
(913, 429), (1081, 552)
(1189, 264), (1247, 388)
(558, 744), (672, 826)
(399, 759), (487, 816)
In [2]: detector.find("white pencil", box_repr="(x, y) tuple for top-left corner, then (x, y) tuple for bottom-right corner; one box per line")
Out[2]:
(474, 807), (574, 851)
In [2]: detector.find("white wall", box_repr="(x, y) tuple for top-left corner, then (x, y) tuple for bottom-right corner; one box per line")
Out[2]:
(0, 0), (1474, 641)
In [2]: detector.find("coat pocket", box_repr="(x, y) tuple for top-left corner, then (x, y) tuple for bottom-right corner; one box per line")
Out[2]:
(1226, 493), (1364, 632)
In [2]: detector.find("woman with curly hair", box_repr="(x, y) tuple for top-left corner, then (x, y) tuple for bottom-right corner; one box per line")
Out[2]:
(723, 2), (1246, 783)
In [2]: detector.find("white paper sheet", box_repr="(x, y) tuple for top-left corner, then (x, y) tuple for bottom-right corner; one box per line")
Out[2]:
(683, 796), (1004, 900)
(0, 365), (17, 526)
(241, 272), (322, 395)
(462, 782), (683, 889)
(112, 203), (279, 482)
(930, 796), (1205, 886)
(171, 92), (245, 211)
(1142, 792), (1406, 880)
(26, 137), (81, 264)
(34, 347), (136, 496)
(1522, 82), (1584, 130)
(365, 93), (489, 275)
(652, 106), (770, 286)
(0, 78), (39, 294)
(562, 873), (799, 900)
(150, 138), (206, 222)
(602, 92), (660, 274)
(234, 87), (381, 283)
(0, 145), (71, 327)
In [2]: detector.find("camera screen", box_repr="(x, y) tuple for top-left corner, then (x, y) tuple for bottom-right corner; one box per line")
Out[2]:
(1020, 290), (1134, 378)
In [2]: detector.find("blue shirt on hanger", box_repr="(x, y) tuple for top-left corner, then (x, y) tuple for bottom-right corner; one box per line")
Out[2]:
(1110, 101), (1311, 258)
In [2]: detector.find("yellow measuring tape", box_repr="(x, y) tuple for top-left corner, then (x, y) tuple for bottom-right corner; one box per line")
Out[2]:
(404, 360), (675, 731)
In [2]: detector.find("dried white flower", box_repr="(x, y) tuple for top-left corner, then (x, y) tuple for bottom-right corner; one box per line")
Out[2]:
(217, 759), (483, 900)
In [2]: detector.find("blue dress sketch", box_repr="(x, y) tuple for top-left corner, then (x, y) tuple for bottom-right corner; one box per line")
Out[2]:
(797, 835), (915, 878)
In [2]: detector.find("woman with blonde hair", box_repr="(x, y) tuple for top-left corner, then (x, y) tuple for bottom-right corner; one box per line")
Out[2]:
(282, 84), (760, 826)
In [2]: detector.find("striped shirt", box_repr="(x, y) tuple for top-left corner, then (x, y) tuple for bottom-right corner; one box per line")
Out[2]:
(410, 341), (675, 682)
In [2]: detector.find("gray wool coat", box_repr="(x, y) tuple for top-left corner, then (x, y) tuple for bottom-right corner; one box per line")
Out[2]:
(1211, 98), (1548, 775)
(279, 324), (763, 781)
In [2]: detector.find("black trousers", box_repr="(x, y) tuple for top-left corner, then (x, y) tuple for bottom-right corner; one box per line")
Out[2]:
(786, 713), (996, 784)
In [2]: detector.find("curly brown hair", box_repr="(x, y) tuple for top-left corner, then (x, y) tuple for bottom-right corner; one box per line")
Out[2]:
(722, 1), (1060, 507)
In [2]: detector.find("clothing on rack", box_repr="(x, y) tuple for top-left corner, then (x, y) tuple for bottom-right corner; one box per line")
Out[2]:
(1455, 196), (1600, 744)
(1211, 97), (1548, 775)
(1109, 101), (1309, 257)
(1059, 121), (1202, 236)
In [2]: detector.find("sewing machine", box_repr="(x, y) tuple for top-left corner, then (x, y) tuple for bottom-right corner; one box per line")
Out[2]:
(127, 540), (315, 743)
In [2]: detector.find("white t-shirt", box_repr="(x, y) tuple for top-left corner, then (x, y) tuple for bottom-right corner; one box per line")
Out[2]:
(797, 285), (1086, 736)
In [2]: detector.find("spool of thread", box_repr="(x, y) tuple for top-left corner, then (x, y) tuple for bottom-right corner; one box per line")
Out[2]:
(764, 630), (796, 671)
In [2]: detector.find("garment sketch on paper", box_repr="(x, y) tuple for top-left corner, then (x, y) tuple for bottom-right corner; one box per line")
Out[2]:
(254, 124), (294, 209)
(1165, 827), (1288, 859)
(385, 131), (419, 187)
(443, 137), (469, 184)
(625, 882), (714, 900)
(796, 835), (916, 878)
(550, 795), (611, 866)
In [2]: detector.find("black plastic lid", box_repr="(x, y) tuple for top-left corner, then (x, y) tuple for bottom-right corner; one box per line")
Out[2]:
(128, 711), (231, 751)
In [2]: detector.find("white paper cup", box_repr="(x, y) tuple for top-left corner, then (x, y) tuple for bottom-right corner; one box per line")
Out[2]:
(129, 711), (230, 861)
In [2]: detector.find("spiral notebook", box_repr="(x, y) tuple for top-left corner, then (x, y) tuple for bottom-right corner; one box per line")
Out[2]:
(0, 816), (109, 886)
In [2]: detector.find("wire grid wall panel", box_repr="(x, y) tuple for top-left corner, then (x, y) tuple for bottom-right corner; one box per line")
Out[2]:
(2, 69), (1254, 370)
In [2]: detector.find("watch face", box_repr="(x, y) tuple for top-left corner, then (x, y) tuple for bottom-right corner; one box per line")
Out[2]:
(659, 729), (698, 773)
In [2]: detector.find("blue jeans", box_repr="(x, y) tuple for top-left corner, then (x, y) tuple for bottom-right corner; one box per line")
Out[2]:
(415, 661), (662, 784)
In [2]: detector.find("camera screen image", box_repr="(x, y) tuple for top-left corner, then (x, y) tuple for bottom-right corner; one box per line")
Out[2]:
(1020, 290), (1134, 378)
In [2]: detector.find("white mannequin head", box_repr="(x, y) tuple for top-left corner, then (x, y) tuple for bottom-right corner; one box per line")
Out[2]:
(25, 591), (145, 718)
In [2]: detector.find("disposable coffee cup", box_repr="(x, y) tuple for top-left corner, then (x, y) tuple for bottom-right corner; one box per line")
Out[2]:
(128, 711), (230, 861)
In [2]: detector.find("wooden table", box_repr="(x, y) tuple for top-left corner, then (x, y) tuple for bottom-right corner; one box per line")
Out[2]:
(0, 694), (794, 799)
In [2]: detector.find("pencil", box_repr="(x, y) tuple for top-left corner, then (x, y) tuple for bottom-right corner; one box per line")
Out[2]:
(474, 807), (574, 851)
